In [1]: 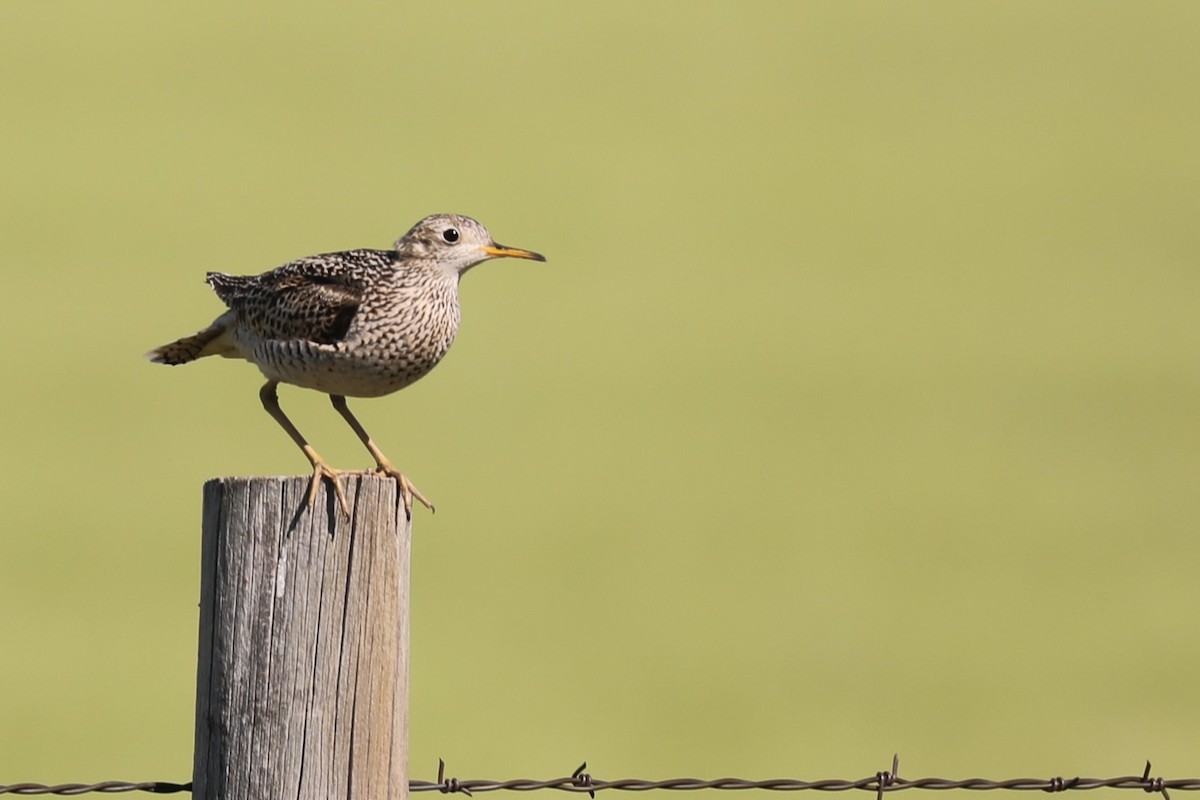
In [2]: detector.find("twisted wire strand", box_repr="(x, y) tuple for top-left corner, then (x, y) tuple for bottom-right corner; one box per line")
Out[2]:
(2, 760), (1193, 797)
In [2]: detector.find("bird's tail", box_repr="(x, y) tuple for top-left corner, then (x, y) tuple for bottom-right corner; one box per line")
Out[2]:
(144, 313), (237, 365)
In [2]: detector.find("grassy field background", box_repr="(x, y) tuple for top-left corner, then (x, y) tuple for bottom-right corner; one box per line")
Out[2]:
(2, 1), (1199, 790)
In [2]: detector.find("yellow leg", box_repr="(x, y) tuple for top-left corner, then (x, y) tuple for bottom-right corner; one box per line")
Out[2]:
(259, 381), (350, 514)
(330, 394), (434, 517)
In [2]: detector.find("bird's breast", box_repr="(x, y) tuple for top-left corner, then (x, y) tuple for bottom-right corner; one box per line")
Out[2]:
(243, 278), (463, 398)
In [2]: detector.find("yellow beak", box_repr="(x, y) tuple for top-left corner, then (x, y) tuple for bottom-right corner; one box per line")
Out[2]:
(481, 243), (546, 262)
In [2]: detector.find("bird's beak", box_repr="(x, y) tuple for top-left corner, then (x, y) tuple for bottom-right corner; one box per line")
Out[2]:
(481, 243), (547, 262)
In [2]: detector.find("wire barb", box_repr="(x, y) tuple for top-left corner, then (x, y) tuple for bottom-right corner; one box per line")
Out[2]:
(876, 754), (900, 800)
(436, 758), (473, 797)
(572, 762), (597, 799)
(1144, 761), (1171, 800)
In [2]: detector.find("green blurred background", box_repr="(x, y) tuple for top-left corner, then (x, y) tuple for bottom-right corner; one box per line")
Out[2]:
(2, 0), (1198, 790)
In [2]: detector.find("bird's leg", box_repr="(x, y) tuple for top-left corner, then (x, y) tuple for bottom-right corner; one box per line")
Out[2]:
(259, 381), (350, 514)
(329, 394), (434, 517)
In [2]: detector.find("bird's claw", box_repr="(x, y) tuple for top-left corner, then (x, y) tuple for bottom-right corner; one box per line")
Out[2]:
(301, 453), (431, 519)
(306, 461), (350, 516)
(373, 461), (434, 518)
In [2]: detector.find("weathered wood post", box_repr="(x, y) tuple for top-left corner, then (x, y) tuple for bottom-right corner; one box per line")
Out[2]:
(194, 475), (410, 800)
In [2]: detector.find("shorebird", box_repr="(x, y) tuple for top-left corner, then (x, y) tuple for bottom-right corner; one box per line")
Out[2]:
(146, 214), (546, 516)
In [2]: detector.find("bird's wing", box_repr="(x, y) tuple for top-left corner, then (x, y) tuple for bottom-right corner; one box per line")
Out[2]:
(207, 250), (389, 345)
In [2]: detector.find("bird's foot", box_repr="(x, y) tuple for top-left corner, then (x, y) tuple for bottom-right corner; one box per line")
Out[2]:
(373, 459), (434, 518)
(305, 459), (351, 516)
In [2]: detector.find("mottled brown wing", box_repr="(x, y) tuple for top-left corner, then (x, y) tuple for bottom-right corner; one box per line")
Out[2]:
(211, 269), (364, 345)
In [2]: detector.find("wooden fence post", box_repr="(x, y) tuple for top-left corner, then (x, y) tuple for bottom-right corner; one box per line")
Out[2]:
(194, 475), (410, 800)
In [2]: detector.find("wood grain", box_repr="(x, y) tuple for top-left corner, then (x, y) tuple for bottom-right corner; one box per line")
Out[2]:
(194, 475), (410, 800)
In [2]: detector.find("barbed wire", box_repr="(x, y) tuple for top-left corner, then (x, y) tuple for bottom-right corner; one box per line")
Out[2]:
(2, 758), (1195, 797)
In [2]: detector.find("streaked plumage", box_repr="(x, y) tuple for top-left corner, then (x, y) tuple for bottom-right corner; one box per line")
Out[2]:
(147, 214), (546, 515)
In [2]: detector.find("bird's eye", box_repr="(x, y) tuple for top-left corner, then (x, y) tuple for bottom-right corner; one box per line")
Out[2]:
(442, 228), (460, 244)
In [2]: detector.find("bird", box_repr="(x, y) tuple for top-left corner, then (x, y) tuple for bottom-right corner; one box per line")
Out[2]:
(146, 214), (546, 516)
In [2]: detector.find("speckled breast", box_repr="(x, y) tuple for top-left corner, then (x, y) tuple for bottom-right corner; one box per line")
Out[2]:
(245, 279), (463, 398)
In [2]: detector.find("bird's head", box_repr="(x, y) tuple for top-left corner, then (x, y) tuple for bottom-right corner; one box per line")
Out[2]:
(394, 214), (546, 276)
